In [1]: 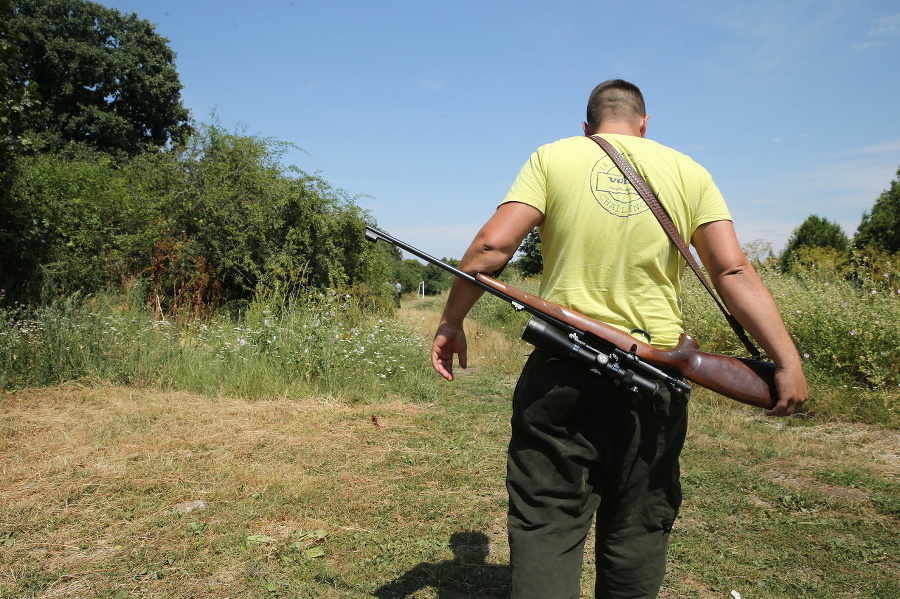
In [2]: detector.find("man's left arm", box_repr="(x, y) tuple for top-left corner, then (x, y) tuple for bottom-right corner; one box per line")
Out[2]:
(692, 220), (809, 416)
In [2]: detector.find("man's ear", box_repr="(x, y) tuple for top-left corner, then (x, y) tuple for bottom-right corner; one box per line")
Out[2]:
(639, 115), (649, 138)
(582, 121), (592, 136)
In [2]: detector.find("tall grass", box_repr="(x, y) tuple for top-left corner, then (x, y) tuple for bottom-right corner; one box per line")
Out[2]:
(0, 287), (439, 404)
(682, 267), (898, 385)
(681, 266), (898, 425)
(1, 263), (897, 427)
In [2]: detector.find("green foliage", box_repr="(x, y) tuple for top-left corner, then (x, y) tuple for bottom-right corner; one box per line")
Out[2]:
(849, 246), (900, 293)
(782, 244), (900, 295)
(7, 0), (191, 156)
(786, 246), (854, 282)
(467, 270), (536, 338)
(855, 165), (900, 254)
(2, 0), (398, 310)
(682, 263), (899, 399)
(158, 123), (390, 310)
(513, 228), (543, 276)
(394, 258), (459, 297)
(0, 0), (34, 158)
(0, 122), (398, 310)
(1, 145), (178, 298)
(741, 239), (776, 269)
(778, 214), (850, 273)
(422, 259), (457, 295)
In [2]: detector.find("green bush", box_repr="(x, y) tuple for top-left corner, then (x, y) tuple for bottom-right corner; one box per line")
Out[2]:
(1, 125), (399, 309)
(163, 124), (390, 308)
(466, 270), (537, 338)
(3, 146), (177, 297)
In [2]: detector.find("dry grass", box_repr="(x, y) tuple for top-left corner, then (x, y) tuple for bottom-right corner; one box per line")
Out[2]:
(2, 384), (897, 598)
(0, 384), (509, 598)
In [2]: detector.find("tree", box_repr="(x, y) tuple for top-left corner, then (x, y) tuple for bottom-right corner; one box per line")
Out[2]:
(165, 124), (381, 306)
(740, 239), (776, 269)
(778, 214), (849, 272)
(422, 260), (456, 295)
(2, 145), (179, 298)
(514, 228), (543, 276)
(397, 259), (425, 297)
(1, 123), (399, 307)
(854, 166), (900, 254)
(6, 0), (191, 157)
(0, 0), (33, 158)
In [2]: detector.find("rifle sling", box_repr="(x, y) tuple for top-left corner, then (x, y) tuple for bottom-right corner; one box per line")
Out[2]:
(588, 134), (761, 358)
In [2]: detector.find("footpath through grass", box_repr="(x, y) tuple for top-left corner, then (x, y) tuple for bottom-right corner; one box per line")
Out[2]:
(0, 306), (898, 598)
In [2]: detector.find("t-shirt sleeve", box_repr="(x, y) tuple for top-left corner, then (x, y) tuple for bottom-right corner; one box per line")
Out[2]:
(692, 171), (732, 232)
(499, 148), (548, 214)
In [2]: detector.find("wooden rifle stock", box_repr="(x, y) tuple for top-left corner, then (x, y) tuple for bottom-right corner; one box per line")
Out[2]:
(475, 274), (778, 409)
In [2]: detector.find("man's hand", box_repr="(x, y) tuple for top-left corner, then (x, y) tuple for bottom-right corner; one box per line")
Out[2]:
(432, 323), (468, 381)
(766, 364), (809, 417)
(429, 202), (542, 382)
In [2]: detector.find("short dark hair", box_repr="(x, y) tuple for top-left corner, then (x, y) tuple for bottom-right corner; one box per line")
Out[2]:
(585, 79), (646, 128)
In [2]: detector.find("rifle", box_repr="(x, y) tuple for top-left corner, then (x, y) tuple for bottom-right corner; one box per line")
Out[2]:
(365, 226), (777, 409)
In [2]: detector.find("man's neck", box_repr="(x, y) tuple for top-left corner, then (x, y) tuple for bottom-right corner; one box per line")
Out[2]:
(583, 116), (648, 138)
(592, 124), (641, 136)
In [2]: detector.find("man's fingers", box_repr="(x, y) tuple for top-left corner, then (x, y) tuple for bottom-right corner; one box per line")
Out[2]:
(431, 325), (469, 382)
(431, 346), (455, 381)
(766, 395), (805, 417)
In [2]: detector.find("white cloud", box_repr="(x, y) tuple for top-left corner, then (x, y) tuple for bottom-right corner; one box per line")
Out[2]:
(854, 12), (900, 49)
(843, 139), (900, 156)
(704, 1), (850, 73)
(734, 219), (798, 251)
(869, 13), (900, 37)
(725, 139), (900, 250)
(417, 81), (444, 91)
(852, 40), (889, 50)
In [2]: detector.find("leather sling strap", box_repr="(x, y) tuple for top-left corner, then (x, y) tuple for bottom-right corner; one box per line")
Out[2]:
(589, 134), (761, 358)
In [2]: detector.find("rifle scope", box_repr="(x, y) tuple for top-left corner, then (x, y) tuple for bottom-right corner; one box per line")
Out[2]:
(521, 317), (662, 399)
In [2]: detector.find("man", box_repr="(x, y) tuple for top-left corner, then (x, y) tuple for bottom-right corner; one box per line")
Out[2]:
(431, 80), (808, 599)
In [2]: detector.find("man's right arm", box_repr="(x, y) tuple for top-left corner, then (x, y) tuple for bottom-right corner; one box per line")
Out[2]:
(432, 202), (543, 381)
(692, 220), (809, 416)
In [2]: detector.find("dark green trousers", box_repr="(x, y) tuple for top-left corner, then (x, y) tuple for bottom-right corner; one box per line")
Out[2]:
(506, 350), (689, 599)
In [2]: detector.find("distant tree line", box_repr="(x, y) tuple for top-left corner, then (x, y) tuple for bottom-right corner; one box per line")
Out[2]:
(773, 169), (899, 289)
(394, 257), (460, 298)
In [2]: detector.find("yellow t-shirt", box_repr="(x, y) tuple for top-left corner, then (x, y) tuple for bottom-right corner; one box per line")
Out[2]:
(501, 134), (731, 349)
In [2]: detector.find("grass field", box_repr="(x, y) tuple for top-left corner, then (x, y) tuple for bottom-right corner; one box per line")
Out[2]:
(1, 305), (897, 599)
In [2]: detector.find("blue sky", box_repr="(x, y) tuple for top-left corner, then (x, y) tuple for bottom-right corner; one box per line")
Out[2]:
(103, 0), (900, 260)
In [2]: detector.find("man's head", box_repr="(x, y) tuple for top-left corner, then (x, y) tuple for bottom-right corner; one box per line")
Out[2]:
(583, 79), (648, 137)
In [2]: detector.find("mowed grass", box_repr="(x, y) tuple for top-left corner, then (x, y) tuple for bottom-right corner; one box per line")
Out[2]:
(1, 307), (898, 599)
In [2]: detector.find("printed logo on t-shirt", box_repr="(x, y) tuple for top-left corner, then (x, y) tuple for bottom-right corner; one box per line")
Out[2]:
(589, 155), (650, 217)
